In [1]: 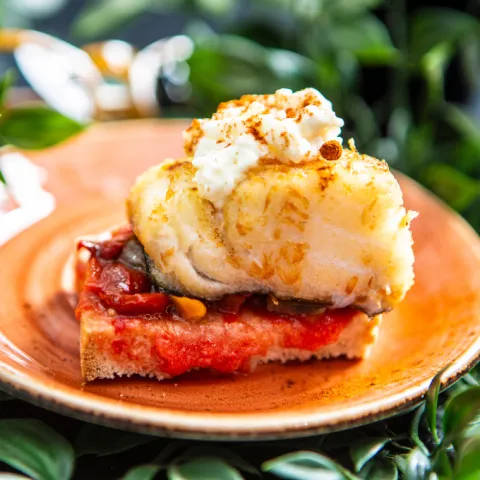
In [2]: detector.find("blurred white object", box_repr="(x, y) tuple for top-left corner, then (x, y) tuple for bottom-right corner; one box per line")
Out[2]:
(6, 0), (68, 18)
(0, 152), (55, 245)
(2, 29), (195, 120)
(129, 35), (194, 116)
(14, 33), (102, 122)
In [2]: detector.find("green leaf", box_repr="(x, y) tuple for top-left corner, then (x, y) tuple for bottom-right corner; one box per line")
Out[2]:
(0, 107), (85, 150)
(287, 0), (323, 21)
(328, 0), (383, 16)
(425, 369), (444, 445)
(403, 123), (434, 174)
(392, 455), (408, 474)
(410, 404), (429, 455)
(262, 451), (358, 480)
(0, 70), (15, 108)
(267, 49), (316, 80)
(350, 437), (390, 472)
(405, 447), (431, 480)
(460, 36), (480, 92)
(178, 447), (258, 476)
(332, 15), (399, 65)
(388, 107), (411, 147)
(464, 421), (480, 439)
(443, 104), (480, 145)
(443, 387), (480, 444)
(168, 457), (243, 480)
(72, 0), (183, 40)
(410, 8), (480, 62)
(0, 169), (5, 184)
(188, 34), (305, 112)
(421, 42), (453, 104)
(122, 464), (161, 480)
(432, 449), (453, 478)
(194, 0), (236, 16)
(463, 373), (480, 387)
(423, 164), (480, 212)
(75, 424), (156, 457)
(0, 419), (74, 480)
(359, 458), (398, 480)
(0, 475), (31, 479)
(455, 436), (480, 480)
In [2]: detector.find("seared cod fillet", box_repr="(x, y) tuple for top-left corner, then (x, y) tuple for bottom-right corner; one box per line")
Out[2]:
(128, 148), (416, 317)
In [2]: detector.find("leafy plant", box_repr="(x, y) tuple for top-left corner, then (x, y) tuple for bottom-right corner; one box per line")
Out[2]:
(0, 368), (479, 479)
(167, 457), (243, 480)
(122, 465), (161, 480)
(263, 450), (358, 479)
(71, 0), (480, 230)
(0, 419), (74, 480)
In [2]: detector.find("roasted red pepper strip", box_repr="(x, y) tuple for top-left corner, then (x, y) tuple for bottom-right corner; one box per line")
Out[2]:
(77, 226), (133, 261)
(98, 292), (170, 315)
(98, 240), (125, 260)
(101, 263), (150, 294)
(80, 242), (168, 315)
(84, 262), (151, 295)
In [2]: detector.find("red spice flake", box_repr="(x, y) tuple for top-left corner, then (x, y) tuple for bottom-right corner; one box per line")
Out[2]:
(246, 116), (267, 145)
(285, 108), (296, 118)
(320, 140), (343, 161)
(184, 118), (203, 156)
(280, 131), (291, 148)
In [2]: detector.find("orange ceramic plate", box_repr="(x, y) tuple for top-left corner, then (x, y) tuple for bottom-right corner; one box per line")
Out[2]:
(0, 121), (479, 440)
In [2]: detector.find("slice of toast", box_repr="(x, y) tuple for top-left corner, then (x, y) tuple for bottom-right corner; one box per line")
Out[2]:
(75, 228), (381, 381)
(80, 307), (381, 381)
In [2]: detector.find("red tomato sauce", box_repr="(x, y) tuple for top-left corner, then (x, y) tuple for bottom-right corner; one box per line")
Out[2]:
(153, 309), (353, 376)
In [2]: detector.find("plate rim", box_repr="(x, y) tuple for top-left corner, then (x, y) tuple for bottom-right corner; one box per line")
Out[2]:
(0, 172), (480, 440)
(0, 349), (478, 441)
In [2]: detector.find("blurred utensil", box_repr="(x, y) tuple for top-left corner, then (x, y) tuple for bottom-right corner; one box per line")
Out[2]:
(0, 29), (194, 121)
(129, 35), (193, 117)
(0, 29), (102, 122)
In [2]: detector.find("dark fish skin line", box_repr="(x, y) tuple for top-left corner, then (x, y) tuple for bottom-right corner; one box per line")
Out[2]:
(132, 238), (387, 318)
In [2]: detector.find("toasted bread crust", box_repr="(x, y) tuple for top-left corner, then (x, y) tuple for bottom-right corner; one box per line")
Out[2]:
(80, 309), (381, 381)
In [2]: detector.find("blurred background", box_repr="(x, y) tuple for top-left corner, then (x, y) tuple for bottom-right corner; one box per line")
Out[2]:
(1, 0), (480, 230)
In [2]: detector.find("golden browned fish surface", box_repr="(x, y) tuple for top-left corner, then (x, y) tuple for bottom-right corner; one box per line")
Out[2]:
(128, 148), (416, 317)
